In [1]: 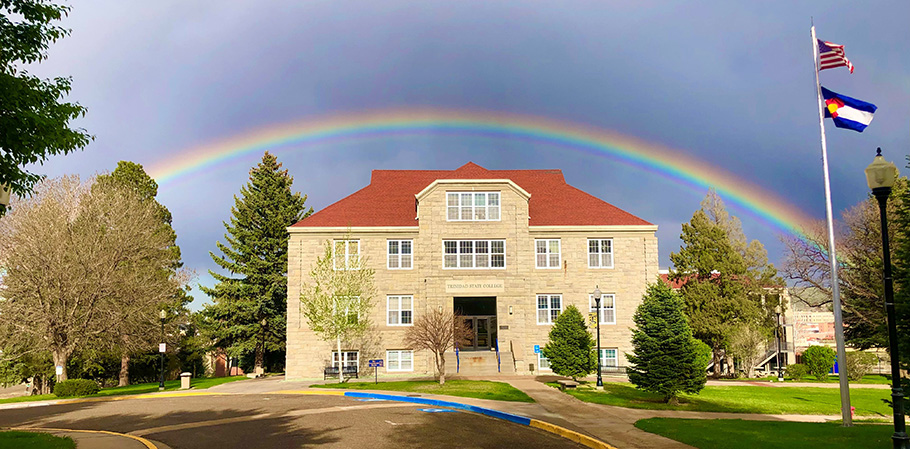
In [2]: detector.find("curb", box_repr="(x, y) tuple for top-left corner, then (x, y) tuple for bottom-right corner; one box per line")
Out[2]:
(312, 390), (616, 449)
(11, 427), (159, 449)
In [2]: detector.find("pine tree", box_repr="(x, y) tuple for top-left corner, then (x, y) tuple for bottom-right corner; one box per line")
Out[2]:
(541, 305), (596, 380)
(200, 152), (311, 374)
(627, 282), (706, 404)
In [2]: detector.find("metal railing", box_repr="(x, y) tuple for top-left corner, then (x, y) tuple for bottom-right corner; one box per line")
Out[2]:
(455, 343), (460, 373)
(495, 338), (501, 373)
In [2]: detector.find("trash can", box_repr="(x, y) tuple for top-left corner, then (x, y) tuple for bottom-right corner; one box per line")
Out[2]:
(180, 372), (191, 390)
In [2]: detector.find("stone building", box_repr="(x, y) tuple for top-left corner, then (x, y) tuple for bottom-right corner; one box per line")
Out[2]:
(286, 162), (659, 379)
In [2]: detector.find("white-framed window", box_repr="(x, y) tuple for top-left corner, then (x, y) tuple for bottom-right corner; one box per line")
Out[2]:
(537, 294), (562, 324)
(446, 192), (501, 221)
(387, 240), (413, 270)
(387, 350), (414, 371)
(443, 240), (506, 269)
(332, 351), (359, 368)
(599, 348), (618, 368)
(589, 293), (616, 324)
(588, 238), (614, 268)
(333, 296), (361, 325)
(535, 239), (561, 269)
(387, 295), (413, 326)
(333, 240), (360, 270)
(538, 353), (551, 371)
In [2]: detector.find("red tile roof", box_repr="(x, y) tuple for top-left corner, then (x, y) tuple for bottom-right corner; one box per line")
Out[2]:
(293, 162), (652, 227)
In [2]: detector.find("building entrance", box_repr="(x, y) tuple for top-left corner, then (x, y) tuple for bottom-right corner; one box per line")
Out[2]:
(454, 297), (496, 351)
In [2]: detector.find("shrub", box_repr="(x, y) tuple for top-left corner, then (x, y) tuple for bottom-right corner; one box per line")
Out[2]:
(53, 379), (99, 397)
(802, 346), (836, 381)
(786, 363), (809, 381)
(845, 351), (878, 381)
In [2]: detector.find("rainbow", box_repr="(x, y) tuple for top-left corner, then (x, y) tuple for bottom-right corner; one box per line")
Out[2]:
(146, 108), (815, 236)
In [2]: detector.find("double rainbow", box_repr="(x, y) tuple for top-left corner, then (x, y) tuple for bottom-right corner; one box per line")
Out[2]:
(147, 108), (814, 236)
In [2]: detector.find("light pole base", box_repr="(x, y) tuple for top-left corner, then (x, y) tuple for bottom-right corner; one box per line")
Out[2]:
(595, 385), (604, 391)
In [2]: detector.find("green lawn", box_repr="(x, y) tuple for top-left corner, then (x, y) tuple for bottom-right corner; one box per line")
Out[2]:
(558, 382), (891, 416)
(311, 380), (535, 403)
(635, 418), (891, 449)
(720, 374), (892, 385)
(0, 376), (248, 405)
(0, 431), (75, 449)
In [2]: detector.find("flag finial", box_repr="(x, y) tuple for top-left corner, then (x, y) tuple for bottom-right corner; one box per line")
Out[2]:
(877, 147), (882, 156)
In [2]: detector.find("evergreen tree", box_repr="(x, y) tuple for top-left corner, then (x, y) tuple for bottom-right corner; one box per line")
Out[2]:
(627, 282), (706, 404)
(893, 158), (910, 373)
(200, 152), (311, 374)
(670, 190), (779, 376)
(541, 305), (596, 380)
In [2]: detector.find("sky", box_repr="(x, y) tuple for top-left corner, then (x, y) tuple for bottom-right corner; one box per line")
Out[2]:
(22, 1), (910, 310)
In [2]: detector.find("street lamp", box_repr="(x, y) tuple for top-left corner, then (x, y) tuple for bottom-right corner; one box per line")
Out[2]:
(865, 148), (908, 449)
(775, 306), (784, 383)
(159, 309), (166, 391)
(592, 286), (603, 388)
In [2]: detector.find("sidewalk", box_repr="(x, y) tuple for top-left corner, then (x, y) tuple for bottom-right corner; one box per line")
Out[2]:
(11, 428), (169, 449)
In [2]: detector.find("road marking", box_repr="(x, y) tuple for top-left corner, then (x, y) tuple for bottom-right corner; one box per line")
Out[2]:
(12, 427), (159, 449)
(418, 408), (459, 413)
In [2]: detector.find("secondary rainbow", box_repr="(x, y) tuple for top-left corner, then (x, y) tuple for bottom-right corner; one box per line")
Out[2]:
(147, 108), (815, 236)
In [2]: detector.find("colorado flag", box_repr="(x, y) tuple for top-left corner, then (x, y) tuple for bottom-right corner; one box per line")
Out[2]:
(821, 87), (877, 132)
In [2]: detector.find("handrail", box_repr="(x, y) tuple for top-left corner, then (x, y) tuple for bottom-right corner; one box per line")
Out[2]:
(455, 342), (460, 373)
(495, 338), (501, 373)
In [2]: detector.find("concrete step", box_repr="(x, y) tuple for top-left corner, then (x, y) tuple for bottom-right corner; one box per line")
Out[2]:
(445, 350), (515, 375)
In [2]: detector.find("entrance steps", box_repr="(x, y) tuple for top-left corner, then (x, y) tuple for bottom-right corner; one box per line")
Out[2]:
(445, 350), (515, 375)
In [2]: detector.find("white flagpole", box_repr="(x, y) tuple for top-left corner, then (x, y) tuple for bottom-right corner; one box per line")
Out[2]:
(811, 24), (853, 427)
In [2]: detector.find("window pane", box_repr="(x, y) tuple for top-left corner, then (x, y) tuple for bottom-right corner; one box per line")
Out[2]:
(475, 193), (485, 206)
(460, 241), (473, 253)
(604, 296), (615, 308)
(447, 193), (458, 207)
(488, 193), (499, 205)
(388, 255), (398, 268)
(491, 254), (504, 267)
(589, 240), (598, 253)
(603, 253), (613, 267)
(460, 254), (474, 267)
(388, 311), (398, 324)
(549, 254), (559, 267)
(604, 309), (615, 323)
(538, 309), (548, 323)
(444, 255), (457, 267)
(389, 241), (399, 254)
(349, 241), (359, 255)
(447, 207), (459, 220)
(491, 240), (504, 253)
(536, 240), (546, 253)
(549, 240), (560, 253)
(551, 296), (561, 309)
(401, 255), (412, 268)
(460, 206), (471, 218)
(551, 309), (560, 322)
(402, 351), (413, 370)
(401, 241), (412, 254)
(475, 240), (488, 253)
(474, 208), (486, 220)
(444, 241), (457, 253)
(589, 254), (599, 267)
(602, 240), (612, 253)
(401, 311), (412, 324)
(538, 296), (548, 309)
(489, 207), (500, 220)
(540, 356), (550, 369)
(401, 296), (411, 309)
(537, 254), (547, 267)
(476, 254), (489, 268)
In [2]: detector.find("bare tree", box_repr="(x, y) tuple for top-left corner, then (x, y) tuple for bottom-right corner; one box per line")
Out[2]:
(0, 176), (187, 382)
(300, 239), (376, 383)
(404, 308), (470, 386)
(727, 325), (768, 378)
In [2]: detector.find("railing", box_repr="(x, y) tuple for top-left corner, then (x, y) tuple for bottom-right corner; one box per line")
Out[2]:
(455, 343), (460, 374)
(600, 365), (626, 375)
(495, 338), (501, 373)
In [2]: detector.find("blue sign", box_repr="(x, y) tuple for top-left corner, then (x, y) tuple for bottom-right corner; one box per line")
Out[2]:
(534, 345), (540, 354)
(368, 359), (384, 368)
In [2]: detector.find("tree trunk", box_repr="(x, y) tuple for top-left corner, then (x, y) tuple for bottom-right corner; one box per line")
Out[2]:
(711, 348), (721, 378)
(254, 344), (265, 375)
(436, 351), (446, 386)
(119, 352), (130, 387)
(666, 395), (680, 405)
(336, 335), (344, 384)
(52, 348), (68, 383)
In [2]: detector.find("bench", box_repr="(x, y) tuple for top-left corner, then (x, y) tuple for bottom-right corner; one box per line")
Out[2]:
(324, 366), (359, 380)
(557, 379), (579, 390)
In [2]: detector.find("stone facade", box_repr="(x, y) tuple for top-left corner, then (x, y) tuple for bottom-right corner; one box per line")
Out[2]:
(286, 171), (659, 379)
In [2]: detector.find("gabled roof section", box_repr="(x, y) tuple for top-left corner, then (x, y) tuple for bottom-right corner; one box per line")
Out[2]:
(293, 162), (652, 228)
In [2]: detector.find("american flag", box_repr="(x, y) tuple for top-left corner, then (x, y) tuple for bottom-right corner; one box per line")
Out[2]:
(817, 39), (854, 73)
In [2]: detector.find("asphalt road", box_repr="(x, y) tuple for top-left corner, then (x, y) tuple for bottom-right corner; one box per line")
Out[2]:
(0, 393), (586, 448)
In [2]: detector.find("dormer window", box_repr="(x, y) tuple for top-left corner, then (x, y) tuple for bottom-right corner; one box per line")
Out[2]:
(446, 192), (500, 221)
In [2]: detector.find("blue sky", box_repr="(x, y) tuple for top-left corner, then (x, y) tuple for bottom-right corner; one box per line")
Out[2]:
(25, 1), (910, 309)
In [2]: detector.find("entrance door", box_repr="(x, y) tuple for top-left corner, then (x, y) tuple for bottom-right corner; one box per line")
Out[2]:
(462, 316), (493, 350)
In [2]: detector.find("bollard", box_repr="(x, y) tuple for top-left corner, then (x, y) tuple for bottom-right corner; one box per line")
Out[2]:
(180, 372), (191, 390)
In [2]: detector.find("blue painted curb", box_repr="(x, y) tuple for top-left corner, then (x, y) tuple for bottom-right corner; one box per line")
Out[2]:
(342, 391), (532, 426)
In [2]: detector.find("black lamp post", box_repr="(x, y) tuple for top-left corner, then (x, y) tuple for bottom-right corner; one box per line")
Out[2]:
(865, 148), (908, 449)
(159, 309), (166, 391)
(776, 307), (784, 382)
(593, 286), (603, 388)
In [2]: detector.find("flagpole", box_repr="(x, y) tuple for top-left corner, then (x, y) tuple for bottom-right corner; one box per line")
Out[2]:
(811, 24), (853, 427)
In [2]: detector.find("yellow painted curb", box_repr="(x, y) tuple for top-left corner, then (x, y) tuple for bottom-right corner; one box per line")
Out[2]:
(530, 419), (617, 449)
(272, 389), (346, 396)
(65, 391), (233, 405)
(12, 427), (158, 449)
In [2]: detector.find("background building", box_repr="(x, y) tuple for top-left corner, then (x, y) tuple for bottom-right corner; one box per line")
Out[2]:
(286, 163), (658, 378)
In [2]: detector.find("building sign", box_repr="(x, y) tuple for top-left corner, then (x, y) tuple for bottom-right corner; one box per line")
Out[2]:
(445, 279), (505, 294)
(368, 359), (384, 368)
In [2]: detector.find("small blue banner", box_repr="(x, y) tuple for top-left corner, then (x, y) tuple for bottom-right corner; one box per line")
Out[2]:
(534, 345), (540, 354)
(368, 359), (384, 367)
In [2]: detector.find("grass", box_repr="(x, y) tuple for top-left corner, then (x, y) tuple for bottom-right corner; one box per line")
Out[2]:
(0, 431), (75, 449)
(311, 379), (535, 403)
(716, 374), (891, 384)
(556, 382), (892, 416)
(635, 418), (891, 449)
(0, 376), (248, 405)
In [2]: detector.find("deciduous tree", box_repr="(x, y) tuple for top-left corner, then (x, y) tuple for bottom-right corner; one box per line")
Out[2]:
(300, 239), (376, 383)
(404, 309), (470, 386)
(201, 152), (311, 374)
(0, 1), (91, 214)
(627, 282), (706, 404)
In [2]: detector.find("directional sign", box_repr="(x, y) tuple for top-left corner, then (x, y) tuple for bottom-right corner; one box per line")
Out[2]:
(533, 345), (540, 354)
(368, 359), (384, 368)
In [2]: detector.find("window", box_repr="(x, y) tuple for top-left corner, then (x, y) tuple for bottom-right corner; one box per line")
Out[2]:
(332, 351), (359, 368)
(443, 240), (506, 268)
(537, 294), (562, 324)
(589, 293), (616, 324)
(333, 240), (360, 270)
(446, 192), (500, 221)
(535, 239), (561, 268)
(387, 350), (414, 371)
(387, 240), (413, 269)
(387, 295), (413, 326)
(588, 238), (613, 268)
(333, 296), (361, 325)
(538, 353), (551, 371)
(599, 348), (618, 368)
